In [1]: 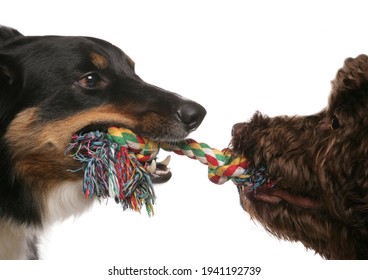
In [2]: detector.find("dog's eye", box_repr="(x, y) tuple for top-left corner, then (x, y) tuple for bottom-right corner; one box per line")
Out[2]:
(78, 73), (104, 89)
(330, 116), (340, 130)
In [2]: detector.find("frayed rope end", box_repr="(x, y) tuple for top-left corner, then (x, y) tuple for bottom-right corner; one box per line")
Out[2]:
(67, 131), (156, 216)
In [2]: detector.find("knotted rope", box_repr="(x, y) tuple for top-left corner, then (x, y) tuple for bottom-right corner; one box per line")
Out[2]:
(67, 127), (274, 215)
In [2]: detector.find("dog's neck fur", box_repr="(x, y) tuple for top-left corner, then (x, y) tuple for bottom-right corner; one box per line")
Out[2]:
(0, 221), (39, 259)
(0, 180), (93, 259)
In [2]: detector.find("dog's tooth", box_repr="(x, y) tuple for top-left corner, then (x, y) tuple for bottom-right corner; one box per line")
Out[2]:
(147, 160), (157, 174)
(159, 155), (171, 167)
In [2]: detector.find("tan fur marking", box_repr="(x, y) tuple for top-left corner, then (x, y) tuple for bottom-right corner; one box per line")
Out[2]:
(91, 52), (109, 69)
(5, 105), (136, 195)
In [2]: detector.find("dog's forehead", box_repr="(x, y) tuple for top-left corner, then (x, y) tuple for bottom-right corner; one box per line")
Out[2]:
(8, 35), (132, 71)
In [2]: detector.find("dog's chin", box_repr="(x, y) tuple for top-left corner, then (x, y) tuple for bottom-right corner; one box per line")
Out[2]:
(238, 184), (322, 210)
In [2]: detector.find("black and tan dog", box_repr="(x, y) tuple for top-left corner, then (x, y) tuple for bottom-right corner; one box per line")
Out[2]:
(0, 26), (206, 259)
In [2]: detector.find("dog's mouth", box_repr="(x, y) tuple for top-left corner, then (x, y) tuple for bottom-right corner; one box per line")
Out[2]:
(231, 123), (321, 210)
(238, 183), (321, 209)
(72, 122), (173, 184)
(145, 155), (172, 184)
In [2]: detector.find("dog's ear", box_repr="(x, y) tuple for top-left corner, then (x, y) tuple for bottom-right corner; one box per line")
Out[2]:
(0, 27), (22, 126)
(329, 54), (368, 114)
(0, 25), (23, 47)
(0, 26), (22, 86)
(0, 64), (14, 87)
(0, 54), (20, 125)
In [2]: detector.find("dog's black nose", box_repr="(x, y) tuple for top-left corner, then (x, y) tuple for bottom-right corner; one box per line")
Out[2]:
(177, 102), (206, 131)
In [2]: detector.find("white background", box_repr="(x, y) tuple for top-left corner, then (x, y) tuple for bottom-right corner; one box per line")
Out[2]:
(1, 0), (367, 278)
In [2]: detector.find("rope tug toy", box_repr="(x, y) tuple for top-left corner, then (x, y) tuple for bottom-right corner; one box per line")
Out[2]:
(67, 127), (275, 215)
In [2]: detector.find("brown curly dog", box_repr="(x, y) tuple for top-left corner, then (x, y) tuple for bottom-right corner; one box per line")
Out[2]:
(231, 54), (368, 259)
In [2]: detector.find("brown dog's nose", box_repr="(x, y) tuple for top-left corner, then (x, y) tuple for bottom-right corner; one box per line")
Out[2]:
(232, 122), (247, 136)
(177, 102), (207, 131)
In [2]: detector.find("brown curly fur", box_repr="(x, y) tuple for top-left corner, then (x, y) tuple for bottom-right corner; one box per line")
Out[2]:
(231, 54), (368, 259)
